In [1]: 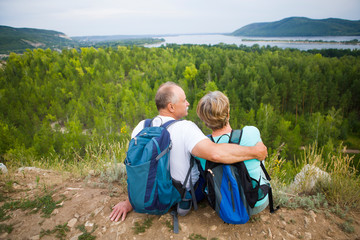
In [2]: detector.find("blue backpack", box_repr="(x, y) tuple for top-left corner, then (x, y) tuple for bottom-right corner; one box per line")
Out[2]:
(125, 118), (181, 215)
(125, 118), (198, 234)
(201, 129), (278, 224)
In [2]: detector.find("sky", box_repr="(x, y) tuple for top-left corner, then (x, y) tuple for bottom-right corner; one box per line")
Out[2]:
(1, 0), (360, 37)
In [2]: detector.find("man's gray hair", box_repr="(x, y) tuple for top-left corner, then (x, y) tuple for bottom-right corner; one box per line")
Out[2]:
(155, 82), (180, 110)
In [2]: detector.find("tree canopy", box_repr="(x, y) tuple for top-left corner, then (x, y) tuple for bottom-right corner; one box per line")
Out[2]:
(0, 44), (359, 165)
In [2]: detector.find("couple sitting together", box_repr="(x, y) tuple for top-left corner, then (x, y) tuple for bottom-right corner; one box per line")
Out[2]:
(109, 81), (269, 222)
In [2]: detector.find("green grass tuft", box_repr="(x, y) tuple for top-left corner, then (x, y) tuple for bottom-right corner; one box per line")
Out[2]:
(189, 233), (207, 240)
(77, 224), (98, 240)
(0, 223), (13, 234)
(0, 188), (65, 219)
(164, 220), (173, 232)
(132, 217), (153, 234)
(40, 223), (69, 240)
(338, 220), (355, 234)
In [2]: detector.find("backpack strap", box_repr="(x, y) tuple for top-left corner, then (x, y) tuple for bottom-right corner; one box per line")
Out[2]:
(260, 162), (271, 181)
(172, 151), (197, 234)
(210, 128), (279, 214)
(229, 129), (243, 145)
(234, 127), (279, 213)
(208, 134), (215, 143)
(162, 119), (179, 128)
(260, 162), (279, 213)
(144, 117), (179, 128)
(144, 119), (152, 128)
(231, 129), (279, 212)
(189, 157), (198, 210)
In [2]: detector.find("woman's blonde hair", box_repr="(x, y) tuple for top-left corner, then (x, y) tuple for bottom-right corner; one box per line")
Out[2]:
(196, 91), (229, 131)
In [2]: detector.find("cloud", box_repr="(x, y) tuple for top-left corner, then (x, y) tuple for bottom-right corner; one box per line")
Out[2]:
(0, 0), (359, 36)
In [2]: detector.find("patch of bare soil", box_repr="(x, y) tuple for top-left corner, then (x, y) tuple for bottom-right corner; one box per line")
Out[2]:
(1, 168), (360, 240)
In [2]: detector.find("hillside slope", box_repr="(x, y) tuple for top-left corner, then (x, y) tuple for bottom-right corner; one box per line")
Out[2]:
(1, 167), (360, 239)
(231, 17), (360, 37)
(0, 25), (74, 54)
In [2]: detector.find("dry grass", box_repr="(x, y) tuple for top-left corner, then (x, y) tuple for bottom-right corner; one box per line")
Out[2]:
(271, 142), (360, 211)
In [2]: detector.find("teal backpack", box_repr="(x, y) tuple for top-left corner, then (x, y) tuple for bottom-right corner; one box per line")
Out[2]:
(125, 118), (197, 233)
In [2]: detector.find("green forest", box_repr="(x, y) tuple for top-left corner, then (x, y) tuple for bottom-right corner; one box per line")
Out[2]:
(0, 44), (359, 174)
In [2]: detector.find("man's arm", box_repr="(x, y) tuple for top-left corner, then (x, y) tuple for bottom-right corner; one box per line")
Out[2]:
(191, 138), (267, 164)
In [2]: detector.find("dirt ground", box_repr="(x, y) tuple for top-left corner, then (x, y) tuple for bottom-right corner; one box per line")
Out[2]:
(1, 167), (360, 240)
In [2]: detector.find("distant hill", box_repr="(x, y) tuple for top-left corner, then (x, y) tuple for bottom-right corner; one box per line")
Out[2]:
(231, 17), (360, 37)
(0, 26), (75, 54)
(0, 26), (165, 55)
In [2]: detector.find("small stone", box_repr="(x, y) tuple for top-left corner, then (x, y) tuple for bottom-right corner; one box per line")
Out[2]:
(304, 216), (310, 228)
(0, 163), (8, 173)
(309, 210), (316, 222)
(85, 221), (94, 227)
(67, 187), (83, 191)
(284, 230), (296, 239)
(110, 220), (122, 226)
(159, 213), (171, 222)
(0, 233), (8, 239)
(94, 206), (104, 216)
(82, 213), (91, 221)
(74, 213), (80, 218)
(89, 170), (95, 176)
(117, 224), (126, 235)
(304, 232), (312, 239)
(203, 213), (211, 218)
(53, 209), (59, 215)
(30, 235), (40, 240)
(268, 228), (273, 239)
(260, 214), (270, 222)
(70, 233), (83, 240)
(102, 226), (107, 232)
(327, 226), (335, 236)
(210, 225), (217, 231)
(102, 196), (111, 204)
(67, 218), (78, 228)
(179, 223), (188, 232)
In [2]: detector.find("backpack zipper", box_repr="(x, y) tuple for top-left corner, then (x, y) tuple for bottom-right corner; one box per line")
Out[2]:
(134, 132), (147, 145)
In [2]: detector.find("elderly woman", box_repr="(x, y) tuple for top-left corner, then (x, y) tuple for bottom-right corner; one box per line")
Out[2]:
(196, 90), (269, 215)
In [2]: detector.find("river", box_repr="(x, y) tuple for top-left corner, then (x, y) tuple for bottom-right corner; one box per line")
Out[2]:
(146, 34), (360, 50)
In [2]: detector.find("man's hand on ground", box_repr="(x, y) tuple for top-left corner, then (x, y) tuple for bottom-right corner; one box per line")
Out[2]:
(109, 199), (133, 222)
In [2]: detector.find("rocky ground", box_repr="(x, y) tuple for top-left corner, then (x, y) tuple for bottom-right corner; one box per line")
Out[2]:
(1, 167), (359, 240)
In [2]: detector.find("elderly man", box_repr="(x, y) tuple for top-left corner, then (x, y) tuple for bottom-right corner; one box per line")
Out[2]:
(109, 82), (267, 222)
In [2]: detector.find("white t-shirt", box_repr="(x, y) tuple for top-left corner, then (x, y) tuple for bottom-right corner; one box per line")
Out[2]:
(131, 116), (207, 189)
